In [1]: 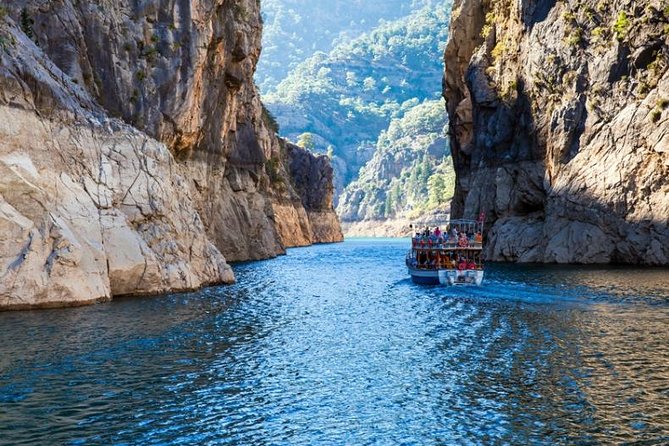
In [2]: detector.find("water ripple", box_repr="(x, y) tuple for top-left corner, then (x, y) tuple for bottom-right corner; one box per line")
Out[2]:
(0, 239), (668, 445)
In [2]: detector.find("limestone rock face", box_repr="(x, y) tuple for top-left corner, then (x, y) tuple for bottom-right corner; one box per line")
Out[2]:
(283, 143), (344, 244)
(444, 0), (669, 264)
(0, 0), (341, 309)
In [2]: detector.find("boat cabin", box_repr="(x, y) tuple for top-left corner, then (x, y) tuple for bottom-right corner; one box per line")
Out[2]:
(406, 219), (485, 285)
(407, 219), (484, 271)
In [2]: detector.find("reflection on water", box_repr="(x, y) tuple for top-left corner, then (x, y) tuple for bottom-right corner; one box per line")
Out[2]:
(0, 239), (668, 445)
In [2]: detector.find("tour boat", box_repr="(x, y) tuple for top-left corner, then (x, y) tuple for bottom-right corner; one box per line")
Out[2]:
(406, 219), (484, 286)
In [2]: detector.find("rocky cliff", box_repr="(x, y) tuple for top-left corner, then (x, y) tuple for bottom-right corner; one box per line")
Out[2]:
(0, 0), (342, 310)
(444, 0), (669, 264)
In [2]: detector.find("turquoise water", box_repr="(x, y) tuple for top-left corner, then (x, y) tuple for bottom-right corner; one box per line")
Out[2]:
(1, 238), (668, 445)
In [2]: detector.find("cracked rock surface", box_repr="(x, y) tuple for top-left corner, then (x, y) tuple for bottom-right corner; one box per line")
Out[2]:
(0, 1), (342, 309)
(444, 0), (669, 264)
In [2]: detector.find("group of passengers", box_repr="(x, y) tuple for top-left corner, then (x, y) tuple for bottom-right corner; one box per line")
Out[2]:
(414, 226), (483, 248)
(415, 251), (479, 270)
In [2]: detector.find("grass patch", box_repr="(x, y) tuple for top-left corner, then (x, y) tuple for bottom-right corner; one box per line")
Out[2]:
(650, 109), (661, 123)
(613, 11), (629, 41)
(265, 157), (284, 184)
(480, 12), (496, 38)
(562, 10), (576, 21)
(566, 29), (583, 47)
(491, 40), (506, 60)
(261, 102), (280, 134)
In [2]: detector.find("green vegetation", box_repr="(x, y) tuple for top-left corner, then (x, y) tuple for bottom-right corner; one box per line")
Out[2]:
(591, 26), (605, 40)
(596, 0), (608, 13)
(562, 10), (576, 22)
(20, 8), (37, 43)
(650, 98), (668, 123)
(257, 0), (431, 92)
(566, 29), (583, 47)
(637, 81), (649, 96)
(480, 12), (496, 38)
(613, 11), (629, 41)
(337, 100), (454, 221)
(259, 1), (455, 221)
(142, 46), (159, 63)
(633, 55), (669, 99)
(261, 102), (280, 134)
(263, 2), (452, 189)
(265, 157), (284, 184)
(650, 109), (661, 123)
(0, 6), (7, 20)
(491, 39), (506, 60)
(129, 89), (140, 104)
(296, 133), (315, 151)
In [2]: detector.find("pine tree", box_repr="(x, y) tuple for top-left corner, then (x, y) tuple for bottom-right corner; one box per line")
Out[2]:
(428, 174), (446, 208)
(297, 133), (315, 151)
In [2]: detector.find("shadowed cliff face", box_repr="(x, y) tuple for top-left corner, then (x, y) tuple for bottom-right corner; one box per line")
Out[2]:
(0, 0), (342, 309)
(444, 0), (669, 264)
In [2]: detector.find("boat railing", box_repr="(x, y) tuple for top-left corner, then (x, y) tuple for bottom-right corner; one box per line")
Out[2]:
(406, 250), (483, 271)
(411, 237), (483, 249)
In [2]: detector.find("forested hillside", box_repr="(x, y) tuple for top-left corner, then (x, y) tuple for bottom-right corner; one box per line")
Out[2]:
(257, 0), (414, 92)
(337, 100), (455, 222)
(258, 0), (454, 231)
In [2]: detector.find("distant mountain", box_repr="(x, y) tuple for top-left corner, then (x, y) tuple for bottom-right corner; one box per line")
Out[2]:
(257, 0), (424, 93)
(263, 1), (451, 181)
(258, 0), (454, 230)
(337, 99), (454, 223)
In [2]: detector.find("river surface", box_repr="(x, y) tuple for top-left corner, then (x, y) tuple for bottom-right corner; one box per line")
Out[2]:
(1, 239), (668, 445)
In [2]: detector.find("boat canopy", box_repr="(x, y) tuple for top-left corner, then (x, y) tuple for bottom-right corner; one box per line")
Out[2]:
(411, 218), (484, 249)
(440, 219), (483, 234)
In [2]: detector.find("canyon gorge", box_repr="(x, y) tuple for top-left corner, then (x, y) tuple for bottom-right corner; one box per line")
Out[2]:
(1, 0), (668, 311)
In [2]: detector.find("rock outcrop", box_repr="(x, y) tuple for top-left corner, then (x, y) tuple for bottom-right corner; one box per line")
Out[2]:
(0, 0), (341, 309)
(444, 0), (669, 264)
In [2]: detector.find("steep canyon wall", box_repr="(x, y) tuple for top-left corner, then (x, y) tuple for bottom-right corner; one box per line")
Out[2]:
(0, 0), (342, 309)
(444, 0), (669, 264)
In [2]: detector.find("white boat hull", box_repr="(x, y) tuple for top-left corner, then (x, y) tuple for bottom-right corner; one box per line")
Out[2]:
(408, 267), (484, 286)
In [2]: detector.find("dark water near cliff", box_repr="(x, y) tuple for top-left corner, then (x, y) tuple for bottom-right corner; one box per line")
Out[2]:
(1, 239), (668, 445)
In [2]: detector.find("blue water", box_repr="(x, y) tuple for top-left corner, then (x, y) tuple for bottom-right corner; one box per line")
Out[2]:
(1, 239), (668, 445)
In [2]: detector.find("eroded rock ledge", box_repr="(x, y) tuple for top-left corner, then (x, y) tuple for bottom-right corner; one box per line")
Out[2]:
(0, 0), (342, 310)
(444, 0), (669, 264)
